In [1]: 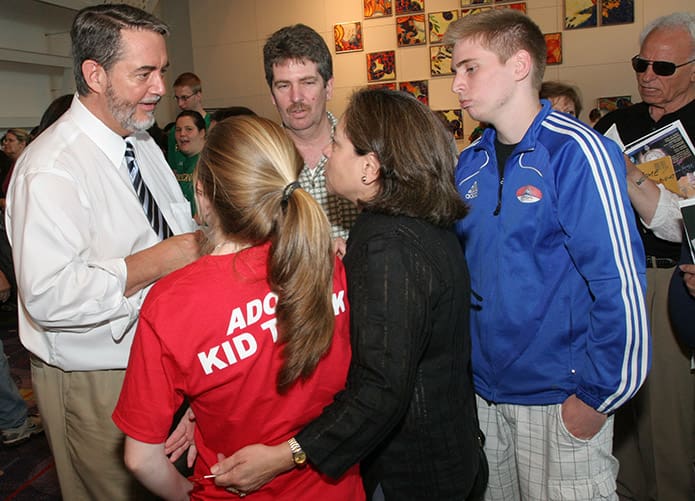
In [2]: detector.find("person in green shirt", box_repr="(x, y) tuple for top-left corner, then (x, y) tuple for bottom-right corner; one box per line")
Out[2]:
(172, 110), (206, 218)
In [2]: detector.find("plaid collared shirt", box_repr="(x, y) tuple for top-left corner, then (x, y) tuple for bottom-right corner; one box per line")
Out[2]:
(297, 111), (358, 239)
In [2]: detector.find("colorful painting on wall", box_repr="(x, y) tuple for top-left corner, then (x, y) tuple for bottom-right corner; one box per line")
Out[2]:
(334, 22), (363, 53)
(495, 2), (526, 13)
(544, 32), (562, 65)
(396, 14), (427, 46)
(395, 0), (425, 15)
(564, 0), (597, 29)
(461, 7), (492, 17)
(368, 82), (398, 90)
(430, 45), (454, 76)
(461, 0), (492, 6)
(601, 0), (634, 26)
(364, 0), (392, 18)
(399, 80), (429, 105)
(367, 50), (397, 82)
(428, 10), (459, 44)
(436, 109), (464, 140)
(597, 95), (633, 113)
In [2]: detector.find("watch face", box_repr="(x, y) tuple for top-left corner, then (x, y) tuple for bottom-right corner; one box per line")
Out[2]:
(294, 451), (307, 465)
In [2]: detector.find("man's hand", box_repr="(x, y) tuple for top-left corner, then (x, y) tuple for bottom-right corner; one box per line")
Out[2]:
(561, 394), (607, 440)
(333, 237), (347, 259)
(210, 443), (295, 494)
(680, 263), (695, 297)
(125, 231), (202, 296)
(165, 407), (197, 468)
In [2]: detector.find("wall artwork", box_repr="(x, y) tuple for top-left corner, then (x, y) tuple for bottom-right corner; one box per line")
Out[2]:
(334, 22), (363, 53)
(564, 0), (597, 29)
(367, 50), (397, 82)
(601, 0), (634, 26)
(436, 109), (464, 140)
(461, 7), (492, 17)
(395, 0), (425, 15)
(461, 0), (492, 6)
(397, 14), (427, 46)
(544, 32), (562, 65)
(430, 45), (454, 76)
(428, 10), (459, 44)
(369, 82), (399, 90)
(364, 0), (392, 18)
(399, 80), (429, 105)
(495, 2), (526, 13)
(597, 95), (633, 113)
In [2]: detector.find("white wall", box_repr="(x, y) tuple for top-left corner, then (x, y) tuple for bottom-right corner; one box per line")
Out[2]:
(186, 0), (694, 148)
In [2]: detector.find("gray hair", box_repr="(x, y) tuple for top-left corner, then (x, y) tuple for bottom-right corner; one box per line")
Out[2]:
(640, 12), (695, 58)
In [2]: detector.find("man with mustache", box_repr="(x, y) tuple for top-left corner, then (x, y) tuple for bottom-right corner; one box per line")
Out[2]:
(5, 4), (200, 500)
(263, 24), (357, 240)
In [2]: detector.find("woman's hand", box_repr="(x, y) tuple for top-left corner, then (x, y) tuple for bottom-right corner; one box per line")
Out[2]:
(210, 443), (295, 494)
(164, 407), (197, 467)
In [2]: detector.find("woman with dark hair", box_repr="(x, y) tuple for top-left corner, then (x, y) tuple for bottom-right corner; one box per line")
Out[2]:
(171, 109), (207, 216)
(112, 116), (364, 500)
(210, 88), (484, 500)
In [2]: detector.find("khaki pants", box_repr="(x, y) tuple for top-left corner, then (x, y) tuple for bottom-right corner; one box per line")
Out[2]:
(613, 266), (695, 501)
(31, 356), (152, 501)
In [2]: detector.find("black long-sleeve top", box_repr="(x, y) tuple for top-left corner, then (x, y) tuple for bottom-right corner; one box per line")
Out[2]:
(296, 211), (480, 500)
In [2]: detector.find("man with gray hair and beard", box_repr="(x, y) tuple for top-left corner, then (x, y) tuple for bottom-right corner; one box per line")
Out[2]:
(5, 4), (200, 499)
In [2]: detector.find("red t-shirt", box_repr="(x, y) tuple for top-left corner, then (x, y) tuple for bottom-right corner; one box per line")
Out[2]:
(113, 243), (364, 500)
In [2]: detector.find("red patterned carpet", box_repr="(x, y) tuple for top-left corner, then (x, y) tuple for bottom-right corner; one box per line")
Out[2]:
(0, 306), (61, 501)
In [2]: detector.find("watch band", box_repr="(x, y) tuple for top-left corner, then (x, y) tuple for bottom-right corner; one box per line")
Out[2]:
(288, 437), (307, 466)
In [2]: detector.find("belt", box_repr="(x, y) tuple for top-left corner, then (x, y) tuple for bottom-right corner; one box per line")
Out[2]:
(646, 256), (677, 268)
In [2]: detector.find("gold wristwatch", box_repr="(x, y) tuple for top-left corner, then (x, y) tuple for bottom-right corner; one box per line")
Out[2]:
(287, 437), (307, 467)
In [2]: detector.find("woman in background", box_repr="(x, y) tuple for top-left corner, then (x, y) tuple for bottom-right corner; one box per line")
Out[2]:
(113, 116), (364, 501)
(211, 88), (485, 500)
(172, 110), (206, 218)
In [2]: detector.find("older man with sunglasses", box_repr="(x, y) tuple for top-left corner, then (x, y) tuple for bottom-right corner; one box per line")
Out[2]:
(595, 12), (695, 501)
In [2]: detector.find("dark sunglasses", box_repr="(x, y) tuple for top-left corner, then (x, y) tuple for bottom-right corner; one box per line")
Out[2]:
(631, 55), (695, 76)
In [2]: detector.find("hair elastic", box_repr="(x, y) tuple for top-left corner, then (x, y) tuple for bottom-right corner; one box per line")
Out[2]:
(281, 181), (301, 211)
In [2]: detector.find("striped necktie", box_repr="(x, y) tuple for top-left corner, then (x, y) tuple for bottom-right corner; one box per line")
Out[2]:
(124, 140), (172, 240)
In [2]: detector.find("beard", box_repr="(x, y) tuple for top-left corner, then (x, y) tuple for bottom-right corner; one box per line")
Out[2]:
(105, 81), (158, 133)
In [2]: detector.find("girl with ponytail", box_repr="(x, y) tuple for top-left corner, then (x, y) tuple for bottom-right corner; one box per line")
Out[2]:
(113, 116), (365, 501)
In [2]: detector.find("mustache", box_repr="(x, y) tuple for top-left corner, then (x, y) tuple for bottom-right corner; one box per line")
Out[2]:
(141, 95), (161, 105)
(287, 103), (309, 113)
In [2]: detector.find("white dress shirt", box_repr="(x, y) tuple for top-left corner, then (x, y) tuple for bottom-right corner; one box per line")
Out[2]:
(5, 95), (194, 371)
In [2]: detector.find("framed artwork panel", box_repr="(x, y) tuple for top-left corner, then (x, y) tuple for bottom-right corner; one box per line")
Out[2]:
(544, 32), (562, 65)
(461, 7), (492, 17)
(602, 0), (634, 26)
(334, 22), (363, 53)
(397, 14), (427, 47)
(597, 95), (632, 113)
(399, 80), (429, 105)
(430, 45), (454, 77)
(395, 0), (425, 15)
(564, 0), (597, 29)
(368, 82), (398, 90)
(461, 0), (492, 6)
(367, 50), (397, 82)
(436, 109), (464, 140)
(428, 10), (459, 45)
(364, 0), (392, 18)
(495, 2), (526, 13)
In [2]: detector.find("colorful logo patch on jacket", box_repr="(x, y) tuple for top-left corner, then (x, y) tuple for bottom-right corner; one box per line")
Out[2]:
(516, 185), (542, 203)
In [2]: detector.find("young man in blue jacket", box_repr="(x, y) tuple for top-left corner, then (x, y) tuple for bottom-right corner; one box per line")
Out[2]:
(444, 10), (650, 500)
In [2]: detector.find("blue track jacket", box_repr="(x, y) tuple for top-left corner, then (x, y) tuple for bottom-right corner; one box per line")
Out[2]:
(455, 101), (650, 414)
